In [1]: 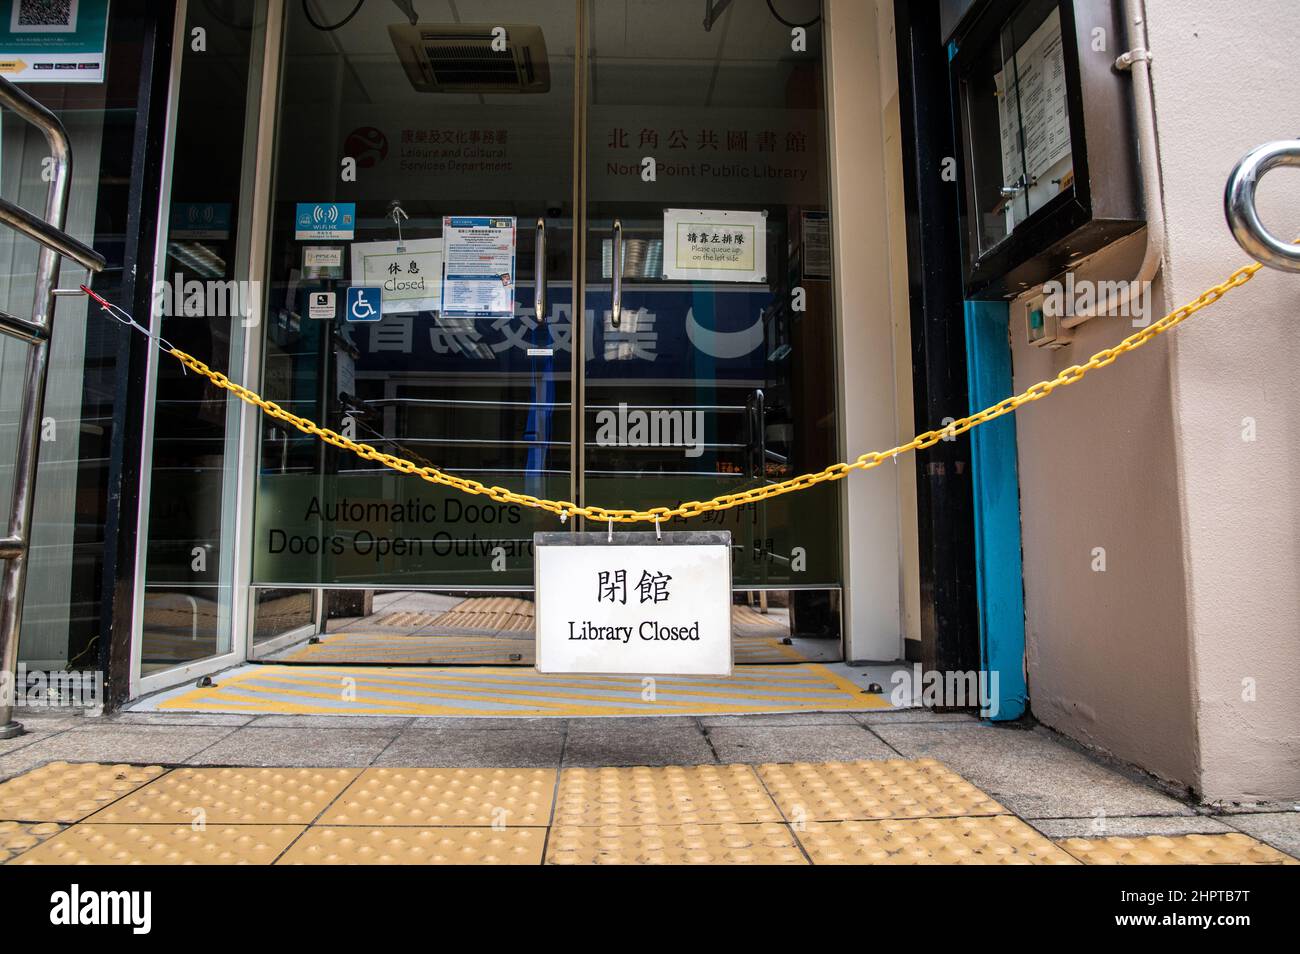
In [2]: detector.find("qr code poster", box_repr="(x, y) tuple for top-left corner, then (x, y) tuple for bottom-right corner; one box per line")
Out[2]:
(0, 0), (110, 84)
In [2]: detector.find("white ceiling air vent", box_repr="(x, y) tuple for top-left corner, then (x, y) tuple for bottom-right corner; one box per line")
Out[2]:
(388, 23), (551, 94)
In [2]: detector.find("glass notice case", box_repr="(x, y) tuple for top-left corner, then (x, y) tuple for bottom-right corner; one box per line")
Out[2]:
(952, 0), (1144, 299)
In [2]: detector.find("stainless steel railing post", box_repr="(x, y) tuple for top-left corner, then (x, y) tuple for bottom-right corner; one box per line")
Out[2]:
(0, 76), (106, 736)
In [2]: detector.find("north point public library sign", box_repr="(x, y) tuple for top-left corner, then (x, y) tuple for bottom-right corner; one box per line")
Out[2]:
(282, 105), (825, 205)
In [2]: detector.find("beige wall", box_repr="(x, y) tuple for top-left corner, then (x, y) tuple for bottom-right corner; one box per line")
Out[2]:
(1149, 0), (1300, 802)
(1012, 233), (1199, 790)
(1012, 0), (1300, 801)
(825, 0), (919, 661)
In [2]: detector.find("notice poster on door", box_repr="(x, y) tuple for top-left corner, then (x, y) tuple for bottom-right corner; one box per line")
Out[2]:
(662, 208), (766, 283)
(440, 216), (516, 318)
(350, 238), (442, 314)
(801, 210), (831, 280)
(0, 0), (111, 84)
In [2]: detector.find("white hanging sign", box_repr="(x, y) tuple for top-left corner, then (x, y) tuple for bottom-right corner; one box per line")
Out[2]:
(662, 208), (767, 283)
(349, 238), (442, 314)
(534, 532), (733, 676)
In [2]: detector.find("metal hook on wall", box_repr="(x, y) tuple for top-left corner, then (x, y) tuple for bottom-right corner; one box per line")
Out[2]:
(1225, 139), (1300, 273)
(388, 200), (409, 252)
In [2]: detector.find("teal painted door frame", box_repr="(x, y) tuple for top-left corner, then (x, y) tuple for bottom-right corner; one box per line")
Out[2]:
(963, 301), (1027, 720)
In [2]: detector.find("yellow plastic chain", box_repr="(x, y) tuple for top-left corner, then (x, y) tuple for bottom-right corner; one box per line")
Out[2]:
(164, 258), (1264, 524)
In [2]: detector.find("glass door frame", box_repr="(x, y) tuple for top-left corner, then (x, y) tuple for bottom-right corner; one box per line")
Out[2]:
(130, 0), (287, 698)
(133, 0), (862, 693)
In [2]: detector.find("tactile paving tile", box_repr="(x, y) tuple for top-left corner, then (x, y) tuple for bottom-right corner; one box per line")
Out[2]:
(1059, 833), (1300, 865)
(9, 824), (305, 865)
(547, 822), (807, 865)
(796, 815), (1079, 865)
(319, 768), (556, 827)
(87, 768), (359, 825)
(277, 826), (544, 865)
(0, 821), (64, 862)
(0, 762), (165, 823)
(759, 758), (1005, 822)
(555, 765), (781, 826)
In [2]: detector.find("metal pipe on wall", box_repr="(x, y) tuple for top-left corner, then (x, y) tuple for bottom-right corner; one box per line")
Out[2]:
(1060, 0), (1164, 326)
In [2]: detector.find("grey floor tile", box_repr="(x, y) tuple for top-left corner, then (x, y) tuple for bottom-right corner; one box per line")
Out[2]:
(0, 726), (67, 757)
(10, 711), (87, 731)
(403, 717), (567, 732)
(852, 709), (981, 725)
(706, 725), (896, 763)
(566, 717), (701, 734)
(0, 747), (60, 782)
(1030, 815), (1234, 839)
(186, 727), (397, 767)
(376, 729), (564, 767)
(109, 713), (255, 726)
(699, 712), (860, 728)
(870, 723), (1194, 819)
(1221, 812), (1300, 859)
(561, 726), (715, 768)
(248, 715), (413, 729)
(1203, 799), (1300, 815)
(8, 725), (236, 765)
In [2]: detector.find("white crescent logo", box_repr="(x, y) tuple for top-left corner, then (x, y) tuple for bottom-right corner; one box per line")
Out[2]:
(685, 308), (765, 359)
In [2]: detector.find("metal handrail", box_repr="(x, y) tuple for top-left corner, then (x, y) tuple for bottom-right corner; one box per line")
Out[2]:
(0, 197), (105, 274)
(0, 75), (106, 738)
(1225, 139), (1300, 272)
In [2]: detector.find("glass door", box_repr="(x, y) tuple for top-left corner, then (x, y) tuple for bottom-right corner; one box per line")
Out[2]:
(251, 1), (578, 663)
(246, 0), (842, 665)
(581, 0), (843, 658)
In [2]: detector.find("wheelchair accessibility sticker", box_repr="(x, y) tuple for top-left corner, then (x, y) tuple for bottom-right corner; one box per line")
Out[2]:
(346, 286), (383, 322)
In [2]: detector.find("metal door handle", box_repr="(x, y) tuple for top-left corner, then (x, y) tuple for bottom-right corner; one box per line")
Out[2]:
(611, 218), (623, 328)
(748, 387), (764, 478)
(534, 218), (547, 322)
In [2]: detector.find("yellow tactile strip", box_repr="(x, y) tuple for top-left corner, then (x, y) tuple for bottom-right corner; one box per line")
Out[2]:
(146, 663), (886, 717)
(759, 758), (1006, 821)
(0, 761), (165, 823)
(1, 760), (1295, 865)
(547, 822), (807, 865)
(1059, 833), (1300, 865)
(318, 768), (556, 827)
(799, 816), (1078, 865)
(278, 826), (545, 865)
(87, 768), (360, 826)
(555, 765), (782, 826)
(427, 596), (536, 633)
(0, 821), (64, 862)
(11, 824), (305, 865)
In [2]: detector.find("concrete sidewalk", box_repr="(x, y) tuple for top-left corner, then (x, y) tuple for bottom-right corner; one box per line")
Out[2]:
(0, 708), (1296, 864)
